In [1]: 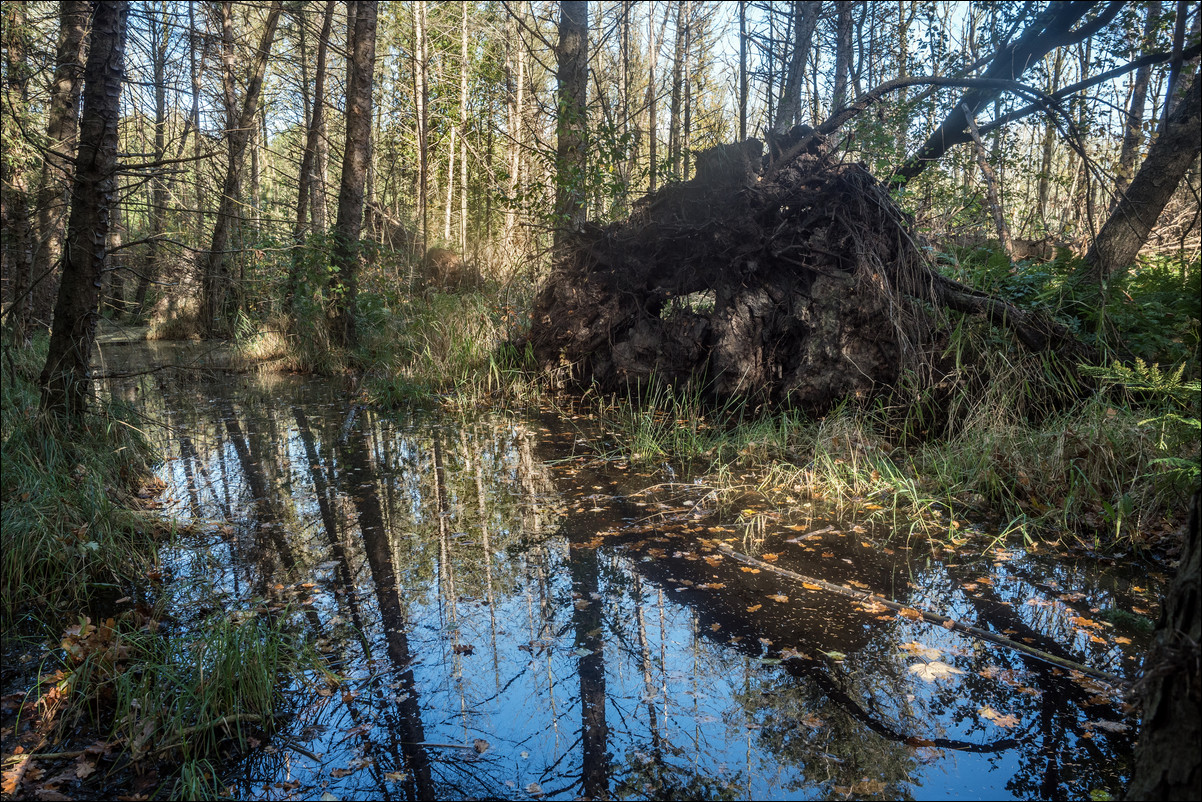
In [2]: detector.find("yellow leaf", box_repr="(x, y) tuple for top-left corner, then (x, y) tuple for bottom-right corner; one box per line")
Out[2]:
(746, 604), (762, 612)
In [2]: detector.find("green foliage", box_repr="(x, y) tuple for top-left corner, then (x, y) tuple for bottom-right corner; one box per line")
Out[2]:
(1079, 358), (1201, 494)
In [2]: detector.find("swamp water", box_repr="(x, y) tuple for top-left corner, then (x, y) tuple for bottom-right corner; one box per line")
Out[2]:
(97, 340), (1160, 801)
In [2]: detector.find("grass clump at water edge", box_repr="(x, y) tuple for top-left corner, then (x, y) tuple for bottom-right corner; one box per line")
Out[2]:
(1, 332), (326, 800)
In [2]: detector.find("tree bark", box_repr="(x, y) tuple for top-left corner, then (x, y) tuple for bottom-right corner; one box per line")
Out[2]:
(414, 0), (429, 259)
(1115, 2), (1162, 199)
(201, 0), (283, 334)
(1126, 490), (1201, 801)
(832, 0), (854, 112)
(668, 1), (687, 179)
(554, 1), (588, 248)
(31, 0), (89, 329)
(3, 0), (35, 342)
(287, 0), (335, 316)
(1084, 70), (1200, 287)
(329, 0), (377, 349)
(133, 2), (172, 315)
(39, 0), (128, 417)
(963, 104), (1014, 260)
(773, 1), (821, 133)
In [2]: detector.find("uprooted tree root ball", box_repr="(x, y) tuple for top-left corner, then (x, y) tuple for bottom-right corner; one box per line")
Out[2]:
(527, 133), (1089, 408)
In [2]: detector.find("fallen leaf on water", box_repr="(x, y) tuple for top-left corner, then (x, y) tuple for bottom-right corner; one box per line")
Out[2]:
(979, 706), (1019, 727)
(746, 604), (762, 612)
(900, 642), (942, 661)
(1115, 636), (1132, 645)
(452, 644), (475, 655)
(898, 607), (924, 621)
(710, 623), (722, 632)
(767, 594), (789, 603)
(847, 579), (869, 589)
(473, 738), (490, 753)
(75, 758), (97, 779)
(821, 552), (834, 558)
(801, 582), (822, 590)
(330, 767), (357, 778)
(822, 650), (846, 661)
(384, 771), (407, 781)
(859, 600), (888, 613)
(908, 661), (964, 681)
(760, 553), (779, 561)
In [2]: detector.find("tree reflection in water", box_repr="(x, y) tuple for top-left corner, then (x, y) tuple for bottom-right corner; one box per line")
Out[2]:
(99, 358), (1148, 801)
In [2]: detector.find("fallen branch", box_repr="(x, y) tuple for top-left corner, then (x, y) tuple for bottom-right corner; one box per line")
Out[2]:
(716, 543), (1128, 686)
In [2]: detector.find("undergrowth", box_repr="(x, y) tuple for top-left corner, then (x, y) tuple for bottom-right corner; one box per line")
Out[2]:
(576, 252), (1200, 551)
(1, 333), (323, 800)
(1, 333), (155, 625)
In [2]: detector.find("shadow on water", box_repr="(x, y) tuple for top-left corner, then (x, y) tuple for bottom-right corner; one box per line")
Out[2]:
(96, 341), (1162, 801)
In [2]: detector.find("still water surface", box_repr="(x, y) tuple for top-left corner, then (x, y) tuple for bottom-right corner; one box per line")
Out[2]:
(99, 340), (1158, 801)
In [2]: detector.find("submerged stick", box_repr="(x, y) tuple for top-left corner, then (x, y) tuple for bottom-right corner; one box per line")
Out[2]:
(716, 543), (1130, 686)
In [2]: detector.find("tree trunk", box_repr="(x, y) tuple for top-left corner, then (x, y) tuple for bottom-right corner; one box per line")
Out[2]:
(133, 2), (171, 315)
(1126, 490), (1201, 800)
(38, 0), (128, 417)
(646, 2), (667, 193)
(201, 1), (283, 334)
(3, 0), (34, 342)
(414, 1), (429, 260)
(1115, 2), (1162, 199)
(329, 0), (377, 349)
(1084, 70), (1200, 287)
(31, 0), (89, 329)
(668, 2), (686, 180)
(832, 0), (854, 112)
(739, 1), (748, 142)
(460, 3), (469, 253)
(964, 104), (1014, 260)
(773, 1), (820, 133)
(287, 0), (334, 316)
(554, 1), (588, 248)
(1037, 48), (1064, 228)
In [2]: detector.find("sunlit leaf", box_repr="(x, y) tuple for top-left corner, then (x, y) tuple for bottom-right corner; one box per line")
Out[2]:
(900, 642), (941, 660)
(979, 705), (1019, 727)
(802, 582), (822, 590)
(898, 607), (924, 621)
(746, 604), (762, 612)
(767, 594), (789, 603)
(908, 661), (963, 681)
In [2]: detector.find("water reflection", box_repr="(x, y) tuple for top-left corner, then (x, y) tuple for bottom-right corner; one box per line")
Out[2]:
(96, 343), (1155, 801)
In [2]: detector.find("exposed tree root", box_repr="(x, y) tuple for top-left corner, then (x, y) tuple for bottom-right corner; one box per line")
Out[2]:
(528, 133), (1096, 407)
